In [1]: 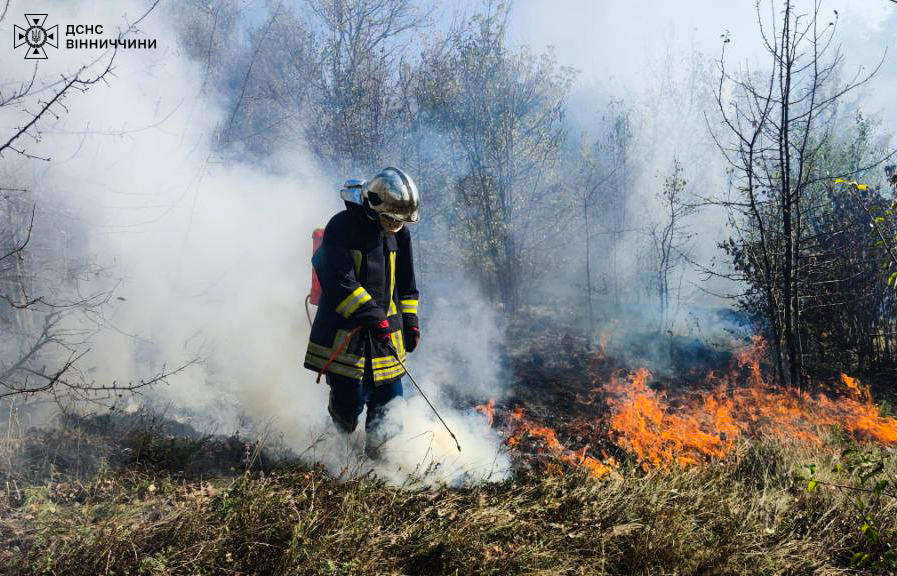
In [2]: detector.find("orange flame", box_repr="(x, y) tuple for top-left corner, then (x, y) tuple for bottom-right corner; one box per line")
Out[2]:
(603, 338), (897, 468)
(841, 373), (861, 397)
(474, 398), (495, 427)
(505, 407), (615, 478)
(607, 368), (739, 468)
(488, 334), (897, 475)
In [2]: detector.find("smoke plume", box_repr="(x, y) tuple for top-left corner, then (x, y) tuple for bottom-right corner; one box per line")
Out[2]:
(1, 1), (508, 485)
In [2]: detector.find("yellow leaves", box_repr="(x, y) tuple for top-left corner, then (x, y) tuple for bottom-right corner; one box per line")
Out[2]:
(833, 178), (870, 191)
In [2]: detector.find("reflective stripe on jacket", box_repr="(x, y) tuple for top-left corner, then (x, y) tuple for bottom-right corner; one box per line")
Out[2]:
(303, 203), (419, 384)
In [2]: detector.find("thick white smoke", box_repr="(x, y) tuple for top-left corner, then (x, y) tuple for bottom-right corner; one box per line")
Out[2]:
(1, 1), (508, 485)
(374, 278), (511, 484)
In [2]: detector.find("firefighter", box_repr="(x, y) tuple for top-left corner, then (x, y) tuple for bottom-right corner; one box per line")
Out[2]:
(304, 167), (420, 458)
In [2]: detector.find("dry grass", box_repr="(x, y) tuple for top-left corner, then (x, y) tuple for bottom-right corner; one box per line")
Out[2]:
(1, 428), (893, 575)
(2, 323), (894, 574)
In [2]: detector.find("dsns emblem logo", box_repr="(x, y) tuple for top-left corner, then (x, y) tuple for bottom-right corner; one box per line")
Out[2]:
(13, 14), (58, 59)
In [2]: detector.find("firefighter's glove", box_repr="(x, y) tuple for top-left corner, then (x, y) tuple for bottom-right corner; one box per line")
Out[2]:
(404, 325), (420, 353)
(368, 318), (392, 343)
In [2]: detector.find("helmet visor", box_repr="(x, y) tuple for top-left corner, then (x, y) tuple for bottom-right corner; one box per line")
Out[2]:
(380, 209), (418, 224)
(379, 214), (404, 233)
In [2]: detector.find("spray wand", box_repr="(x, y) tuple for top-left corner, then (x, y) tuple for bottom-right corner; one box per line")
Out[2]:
(387, 343), (462, 453)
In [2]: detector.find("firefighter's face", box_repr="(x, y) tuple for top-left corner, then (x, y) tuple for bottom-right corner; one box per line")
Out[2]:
(379, 214), (404, 233)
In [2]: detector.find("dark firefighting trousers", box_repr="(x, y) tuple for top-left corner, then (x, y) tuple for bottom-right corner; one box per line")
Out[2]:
(326, 371), (403, 434)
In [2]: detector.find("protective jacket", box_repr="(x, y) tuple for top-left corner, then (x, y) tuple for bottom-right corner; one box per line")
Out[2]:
(304, 202), (419, 384)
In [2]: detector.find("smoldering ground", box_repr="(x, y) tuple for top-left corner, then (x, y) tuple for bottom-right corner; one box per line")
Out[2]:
(0, 1), (509, 485)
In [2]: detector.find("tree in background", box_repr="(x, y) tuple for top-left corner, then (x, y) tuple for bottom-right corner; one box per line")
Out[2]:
(650, 158), (695, 332)
(416, 2), (575, 310)
(303, 0), (429, 174)
(0, 4), (184, 404)
(714, 0), (895, 386)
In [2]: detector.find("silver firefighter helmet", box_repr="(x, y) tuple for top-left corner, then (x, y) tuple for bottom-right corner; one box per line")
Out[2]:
(362, 167), (419, 232)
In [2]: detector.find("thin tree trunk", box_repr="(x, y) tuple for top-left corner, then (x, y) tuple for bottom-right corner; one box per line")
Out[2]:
(584, 195), (594, 337)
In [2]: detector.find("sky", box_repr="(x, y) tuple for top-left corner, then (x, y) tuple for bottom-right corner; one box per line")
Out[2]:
(506, 0), (897, 133)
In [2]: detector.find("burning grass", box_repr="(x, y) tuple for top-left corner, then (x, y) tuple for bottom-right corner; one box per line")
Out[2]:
(604, 367), (897, 469)
(493, 332), (897, 479)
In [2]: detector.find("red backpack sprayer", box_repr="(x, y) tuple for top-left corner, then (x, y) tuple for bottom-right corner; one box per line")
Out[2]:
(304, 227), (324, 325)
